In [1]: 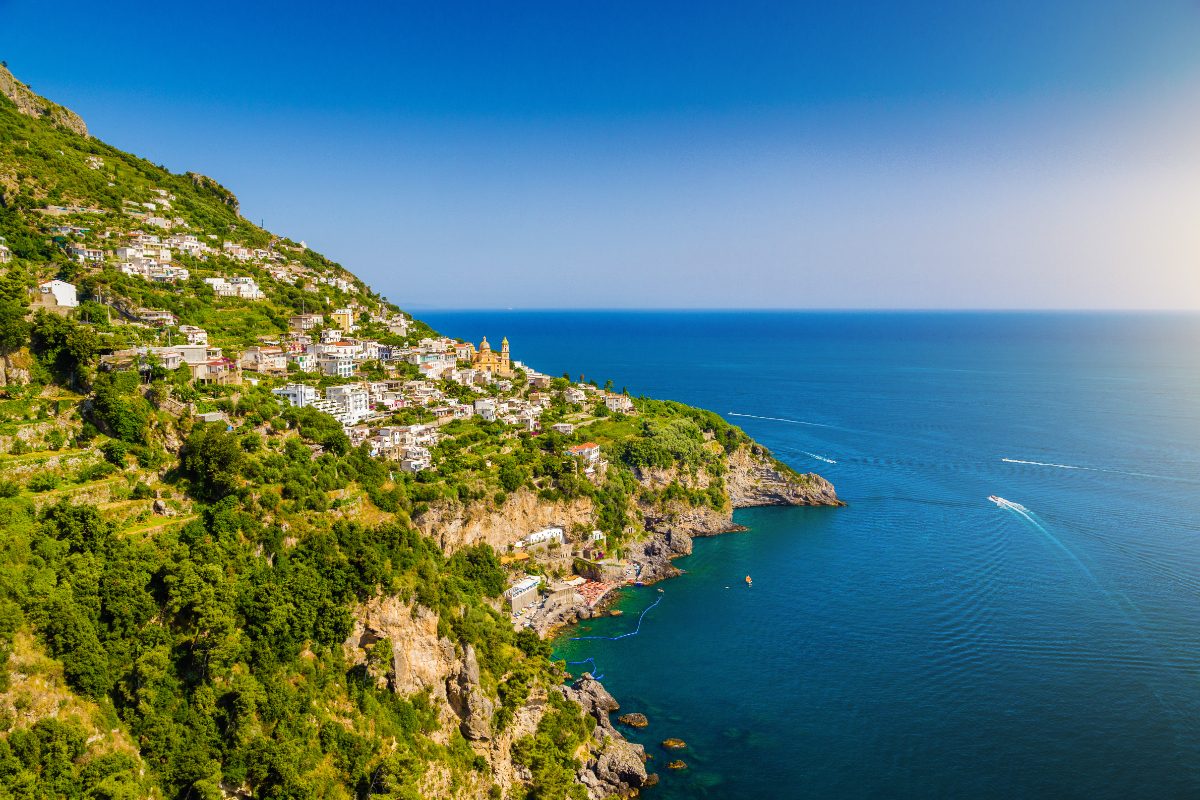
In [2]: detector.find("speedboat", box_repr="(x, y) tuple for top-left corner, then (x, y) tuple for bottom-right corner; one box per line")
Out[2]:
(988, 495), (1005, 506)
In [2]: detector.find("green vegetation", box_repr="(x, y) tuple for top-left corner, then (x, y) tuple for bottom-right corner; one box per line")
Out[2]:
(0, 65), (808, 800)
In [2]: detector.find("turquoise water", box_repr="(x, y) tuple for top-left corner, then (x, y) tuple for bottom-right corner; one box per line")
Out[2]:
(423, 311), (1200, 798)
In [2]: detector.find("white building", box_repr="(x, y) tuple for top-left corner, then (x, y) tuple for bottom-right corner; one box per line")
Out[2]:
(473, 398), (497, 422)
(605, 394), (635, 414)
(68, 245), (104, 263)
(204, 275), (264, 300)
(39, 280), (78, 308)
(317, 354), (356, 378)
(506, 576), (542, 614)
(325, 384), (371, 425)
(178, 325), (208, 345)
(272, 383), (320, 408)
(522, 527), (564, 547)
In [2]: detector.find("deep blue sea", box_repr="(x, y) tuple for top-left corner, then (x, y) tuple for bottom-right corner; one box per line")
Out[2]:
(422, 311), (1200, 799)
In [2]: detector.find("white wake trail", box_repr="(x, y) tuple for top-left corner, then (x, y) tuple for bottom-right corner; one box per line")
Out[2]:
(800, 450), (837, 464)
(1001, 457), (1184, 483)
(728, 412), (837, 429)
(1002, 458), (1085, 470)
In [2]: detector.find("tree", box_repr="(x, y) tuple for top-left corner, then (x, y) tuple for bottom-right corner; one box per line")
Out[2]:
(181, 424), (244, 501)
(91, 371), (151, 443)
(0, 298), (30, 354)
(30, 311), (98, 388)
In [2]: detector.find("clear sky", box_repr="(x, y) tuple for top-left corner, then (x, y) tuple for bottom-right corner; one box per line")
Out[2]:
(2, 0), (1199, 309)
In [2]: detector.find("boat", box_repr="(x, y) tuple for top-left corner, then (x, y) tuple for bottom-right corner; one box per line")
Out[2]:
(988, 495), (1005, 506)
(745, 575), (752, 587)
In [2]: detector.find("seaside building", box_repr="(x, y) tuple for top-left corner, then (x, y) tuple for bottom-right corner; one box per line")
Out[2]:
(506, 576), (542, 614)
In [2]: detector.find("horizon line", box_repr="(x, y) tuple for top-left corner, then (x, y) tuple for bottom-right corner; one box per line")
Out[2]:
(399, 306), (1200, 314)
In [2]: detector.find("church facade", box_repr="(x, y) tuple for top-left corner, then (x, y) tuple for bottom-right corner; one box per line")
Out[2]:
(472, 336), (512, 377)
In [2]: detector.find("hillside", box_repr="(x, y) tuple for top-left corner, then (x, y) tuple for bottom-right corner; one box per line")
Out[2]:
(0, 64), (839, 800)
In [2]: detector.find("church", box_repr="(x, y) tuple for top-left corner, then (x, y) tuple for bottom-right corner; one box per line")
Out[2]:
(472, 336), (512, 377)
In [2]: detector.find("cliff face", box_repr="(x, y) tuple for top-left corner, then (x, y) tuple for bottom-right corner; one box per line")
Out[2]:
(344, 596), (651, 799)
(417, 489), (595, 553)
(186, 171), (240, 215)
(726, 445), (843, 508)
(0, 64), (88, 137)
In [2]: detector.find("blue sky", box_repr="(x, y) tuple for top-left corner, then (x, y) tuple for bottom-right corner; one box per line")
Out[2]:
(2, 0), (1199, 308)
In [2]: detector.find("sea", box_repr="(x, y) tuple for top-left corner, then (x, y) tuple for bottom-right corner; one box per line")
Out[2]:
(420, 310), (1200, 799)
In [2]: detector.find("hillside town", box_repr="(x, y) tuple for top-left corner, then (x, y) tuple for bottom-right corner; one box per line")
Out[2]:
(20, 185), (645, 632)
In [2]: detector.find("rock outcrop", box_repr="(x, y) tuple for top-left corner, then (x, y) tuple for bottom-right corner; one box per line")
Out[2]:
(446, 645), (496, 741)
(726, 445), (843, 508)
(186, 172), (240, 215)
(562, 674), (651, 799)
(417, 488), (595, 553)
(345, 597), (456, 700)
(346, 599), (652, 798)
(0, 64), (88, 136)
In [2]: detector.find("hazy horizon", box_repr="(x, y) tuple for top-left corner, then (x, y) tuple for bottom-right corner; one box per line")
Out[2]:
(2, 1), (1199, 310)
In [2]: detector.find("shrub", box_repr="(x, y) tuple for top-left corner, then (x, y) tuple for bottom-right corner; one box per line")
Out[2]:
(28, 474), (59, 492)
(101, 439), (127, 466)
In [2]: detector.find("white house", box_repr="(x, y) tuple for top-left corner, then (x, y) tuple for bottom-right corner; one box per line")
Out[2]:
(178, 325), (208, 345)
(605, 394), (635, 414)
(317, 354), (356, 378)
(522, 527), (565, 547)
(272, 383), (320, 408)
(288, 313), (323, 332)
(473, 398), (497, 422)
(567, 442), (602, 463)
(287, 352), (315, 373)
(241, 346), (288, 373)
(39, 280), (78, 308)
(325, 384), (371, 425)
(399, 446), (432, 473)
(67, 245), (104, 263)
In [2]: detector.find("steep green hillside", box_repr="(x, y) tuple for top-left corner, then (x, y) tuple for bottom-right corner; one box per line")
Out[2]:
(0, 64), (837, 800)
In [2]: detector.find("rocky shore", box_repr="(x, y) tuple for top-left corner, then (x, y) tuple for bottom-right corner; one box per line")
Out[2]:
(347, 447), (841, 798)
(528, 447), (841, 637)
(535, 449), (842, 796)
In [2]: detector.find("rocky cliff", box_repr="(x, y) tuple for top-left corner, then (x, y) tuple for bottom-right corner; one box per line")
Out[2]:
(417, 488), (596, 553)
(0, 64), (88, 137)
(727, 444), (843, 508)
(344, 596), (651, 799)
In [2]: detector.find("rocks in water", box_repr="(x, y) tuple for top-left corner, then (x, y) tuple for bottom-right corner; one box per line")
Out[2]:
(643, 774), (660, 787)
(560, 675), (656, 799)
(661, 738), (687, 750)
(564, 673), (620, 730)
(667, 760), (688, 770)
(617, 712), (649, 729)
(579, 735), (650, 798)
